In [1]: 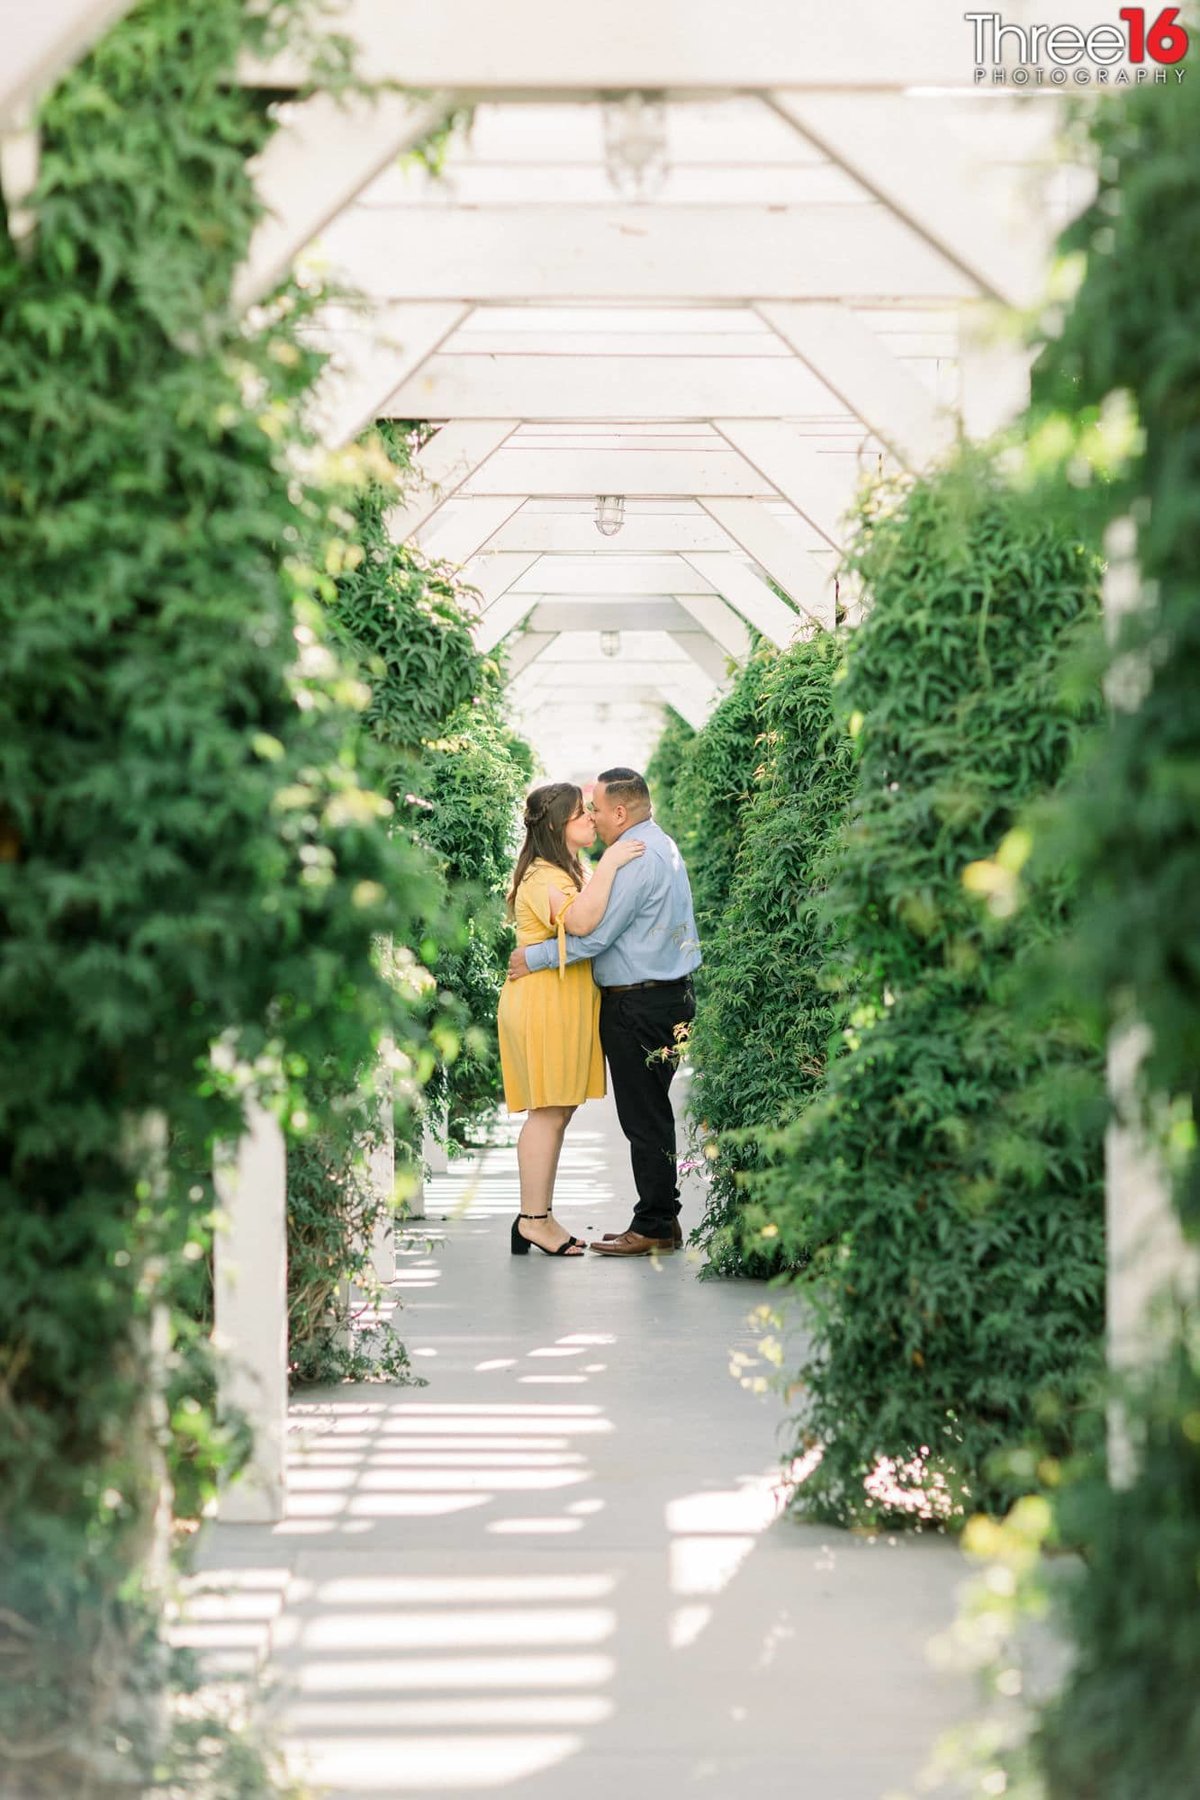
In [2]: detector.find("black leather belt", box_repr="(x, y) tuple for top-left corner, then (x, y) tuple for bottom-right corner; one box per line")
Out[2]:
(600, 977), (692, 993)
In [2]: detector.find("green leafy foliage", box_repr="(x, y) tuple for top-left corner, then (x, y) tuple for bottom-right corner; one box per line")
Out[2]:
(748, 458), (1106, 1527)
(650, 650), (775, 944)
(1009, 74), (1200, 1800)
(324, 422), (534, 1147)
(410, 697), (535, 1141)
(0, 2), (443, 1785)
(1033, 83), (1200, 1235)
(686, 632), (858, 1275)
(1035, 1325), (1200, 1800)
(645, 705), (696, 836)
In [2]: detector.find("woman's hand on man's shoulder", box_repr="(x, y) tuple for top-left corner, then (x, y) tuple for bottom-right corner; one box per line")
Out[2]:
(600, 837), (646, 870)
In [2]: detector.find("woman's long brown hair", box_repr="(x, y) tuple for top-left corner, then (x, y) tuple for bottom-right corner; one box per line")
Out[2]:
(506, 783), (585, 916)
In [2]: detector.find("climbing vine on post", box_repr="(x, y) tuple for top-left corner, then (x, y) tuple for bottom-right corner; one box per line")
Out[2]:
(324, 422), (535, 1150)
(0, 3), (446, 1788)
(686, 630), (857, 1276)
(751, 457), (1106, 1527)
(1013, 74), (1200, 1800)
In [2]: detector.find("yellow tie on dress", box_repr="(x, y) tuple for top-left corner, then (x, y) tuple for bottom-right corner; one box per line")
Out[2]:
(555, 891), (579, 981)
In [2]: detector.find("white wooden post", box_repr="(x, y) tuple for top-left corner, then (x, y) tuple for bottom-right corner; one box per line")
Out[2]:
(423, 1100), (450, 1176)
(213, 1099), (288, 1523)
(365, 1054), (396, 1283)
(408, 1162), (427, 1223)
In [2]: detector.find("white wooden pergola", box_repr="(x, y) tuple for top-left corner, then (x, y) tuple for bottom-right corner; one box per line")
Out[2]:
(8, 0), (1191, 1519)
(279, 73), (1063, 775)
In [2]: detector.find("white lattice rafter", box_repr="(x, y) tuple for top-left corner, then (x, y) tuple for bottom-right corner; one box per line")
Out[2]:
(496, 557), (721, 601)
(441, 506), (786, 559)
(234, 91), (453, 313)
(699, 497), (837, 622)
(309, 304), (469, 447)
(416, 497), (527, 565)
(458, 551), (543, 609)
(386, 353), (846, 422)
(714, 420), (869, 548)
(515, 657), (715, 706)
(385, 421), (521, 543)
(504, 631), (559, 677)
(673, 594), (752, 662)
(238, 0), (1051, 91)
(458, 445), (773, 500)
(754, 302), (954, 470)
(678, 553), (806, 645)
(320, 204), (978, 305)
(474, 590), (535, 653)
(768, 91), (1046, 313)
(0, 0), (136, 125)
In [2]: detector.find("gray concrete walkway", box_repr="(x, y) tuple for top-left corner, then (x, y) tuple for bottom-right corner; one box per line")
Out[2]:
(182, 1082), (973, 1799)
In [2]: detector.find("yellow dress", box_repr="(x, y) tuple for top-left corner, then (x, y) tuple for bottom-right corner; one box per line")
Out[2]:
(498, 859), (606, 1113)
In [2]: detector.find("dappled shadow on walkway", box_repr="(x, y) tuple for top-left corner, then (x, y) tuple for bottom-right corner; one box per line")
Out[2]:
(184, 1091), (971, 1799)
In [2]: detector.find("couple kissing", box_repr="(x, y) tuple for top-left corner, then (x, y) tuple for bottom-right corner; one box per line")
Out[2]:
(497, 767), (701, 1258)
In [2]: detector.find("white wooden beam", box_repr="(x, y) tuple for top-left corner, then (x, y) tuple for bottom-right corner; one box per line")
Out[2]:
(671, 631), (734, 686)
(321, 204), (978, 304)
(459, 551), (542, 609)
(0, 0), (136, 125)
(655, 685), (709, 732)
(235, 92), (452, 312)
(769, 92), (1044, 312)
(680, 553), (807, 645)
(507, 557), (718, 598)
(311, 304), (469, 447)
(527, 600), (703, 634)
(387, 353), (844, 421)
(238, 0), (1003, 92)
(714, 421), (865, 547)
(674, 594), (753, 662)
(504, 631), (559, 677)
(417, 497), (525, 565)
(462, 447), (771, 499)
(475, 591), (535, 653)
(699, 496), (838, 620)
(386, 420), (520, 543)
(517, 668), (717, 716)
(757, 301), (954, 469)
(477, 510), (740, 556)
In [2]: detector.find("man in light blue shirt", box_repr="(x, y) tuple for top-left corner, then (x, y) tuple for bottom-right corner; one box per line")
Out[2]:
(508, 767), (701, 1255)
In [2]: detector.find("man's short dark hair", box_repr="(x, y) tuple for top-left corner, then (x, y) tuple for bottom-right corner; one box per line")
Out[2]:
(597, 767), (650, 808)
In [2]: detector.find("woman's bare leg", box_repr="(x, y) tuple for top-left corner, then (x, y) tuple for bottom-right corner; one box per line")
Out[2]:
(547, 1104), (577, 1199)
(517, 1106), (581, 1253)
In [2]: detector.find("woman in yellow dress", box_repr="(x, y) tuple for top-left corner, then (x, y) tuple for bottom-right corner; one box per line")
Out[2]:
(499, 782), (644, 1257)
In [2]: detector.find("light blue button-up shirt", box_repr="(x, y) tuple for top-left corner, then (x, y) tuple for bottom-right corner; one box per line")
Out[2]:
(523, 818), (702, 986)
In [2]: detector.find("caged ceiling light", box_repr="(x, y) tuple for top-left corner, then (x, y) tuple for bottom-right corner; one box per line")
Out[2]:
(602, 92), (670, 198)
(599, 631), (621, 658)
(594, 494), (625, 537)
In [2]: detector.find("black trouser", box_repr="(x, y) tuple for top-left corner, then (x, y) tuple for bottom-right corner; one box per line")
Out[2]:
(599, 979), (696, 1238)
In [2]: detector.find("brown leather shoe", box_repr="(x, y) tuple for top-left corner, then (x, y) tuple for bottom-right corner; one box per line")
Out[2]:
(590, 1230), (676, 1256)
(602, 1222), (684, 1247)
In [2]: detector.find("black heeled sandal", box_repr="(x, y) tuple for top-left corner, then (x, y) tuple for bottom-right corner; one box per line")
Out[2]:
(511, 1212), (585, 1257)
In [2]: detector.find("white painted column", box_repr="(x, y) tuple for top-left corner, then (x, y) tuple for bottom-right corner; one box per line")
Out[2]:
(365, 1055), (396, 1284)
(214, 1100), (288, 1523)
(423, 1102), (450, 1176)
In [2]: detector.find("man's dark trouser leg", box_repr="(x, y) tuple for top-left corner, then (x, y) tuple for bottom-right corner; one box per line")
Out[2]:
(599, 982), (695, 1239)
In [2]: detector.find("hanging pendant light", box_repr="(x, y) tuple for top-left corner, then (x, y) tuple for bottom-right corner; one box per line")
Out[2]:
(602, 92), (670, 198)
(594, 495), (626, 538)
